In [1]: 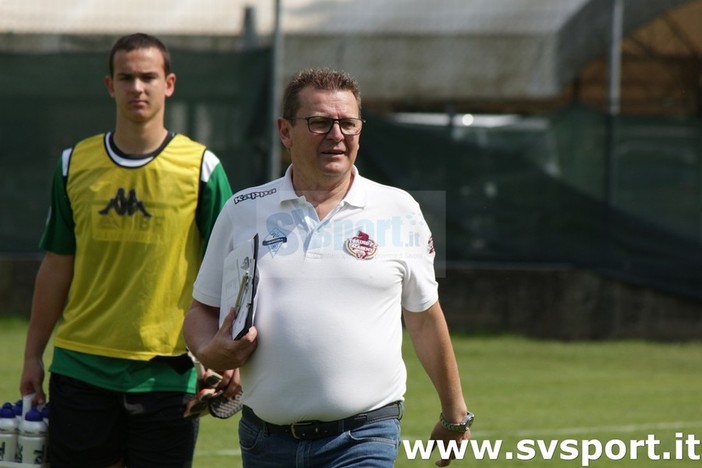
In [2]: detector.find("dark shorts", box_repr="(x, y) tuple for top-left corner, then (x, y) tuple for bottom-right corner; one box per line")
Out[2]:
(48, 373), (199, 468)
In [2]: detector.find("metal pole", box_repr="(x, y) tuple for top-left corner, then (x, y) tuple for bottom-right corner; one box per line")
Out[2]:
(268, 0), (283, 181)
(602, 0), (624, 336)
(605, 0), (624, 205)
(242, 6), (258, 50)
(607, 0), (623, 116)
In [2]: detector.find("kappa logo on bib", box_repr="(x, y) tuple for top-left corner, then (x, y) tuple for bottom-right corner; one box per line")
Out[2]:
(99, 187), (152, 218)
(345, 231), (378, 260)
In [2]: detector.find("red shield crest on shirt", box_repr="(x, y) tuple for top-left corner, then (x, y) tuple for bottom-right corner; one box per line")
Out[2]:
(345, 231), (378, 260)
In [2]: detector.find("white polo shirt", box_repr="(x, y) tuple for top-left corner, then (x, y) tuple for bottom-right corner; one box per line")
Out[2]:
(193, 166), (439, 424)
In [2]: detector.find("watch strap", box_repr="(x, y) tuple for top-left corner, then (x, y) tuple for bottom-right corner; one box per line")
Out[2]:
(440, 411), (474, 432)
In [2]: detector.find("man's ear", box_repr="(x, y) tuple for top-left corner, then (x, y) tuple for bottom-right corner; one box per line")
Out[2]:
(277, 118), (293, 149)
(104, 75), (115, 98)
(165, 73), (176, 98)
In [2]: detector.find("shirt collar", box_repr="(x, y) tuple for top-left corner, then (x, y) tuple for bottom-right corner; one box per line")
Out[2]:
(277, 165), (367, 209)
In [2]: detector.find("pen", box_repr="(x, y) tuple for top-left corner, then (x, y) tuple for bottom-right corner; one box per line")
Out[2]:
(233, 273), (251, 315)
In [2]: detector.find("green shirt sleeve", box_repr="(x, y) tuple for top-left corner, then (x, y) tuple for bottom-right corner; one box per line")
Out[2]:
(196, 161), (233, 255)
(39, 154), (76, 254)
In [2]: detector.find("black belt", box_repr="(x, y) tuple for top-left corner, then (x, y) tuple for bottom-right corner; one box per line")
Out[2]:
(242, 401), (404, 440)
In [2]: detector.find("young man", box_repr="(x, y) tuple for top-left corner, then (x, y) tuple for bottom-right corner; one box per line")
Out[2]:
(184, 68), (473, 467)
(20, 33), (233, 467)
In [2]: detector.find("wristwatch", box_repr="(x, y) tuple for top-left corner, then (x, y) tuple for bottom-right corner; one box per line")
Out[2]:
(440, 411), (475, 432)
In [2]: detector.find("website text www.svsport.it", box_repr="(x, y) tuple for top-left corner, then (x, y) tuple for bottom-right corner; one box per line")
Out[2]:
(402, 433), (701, 465)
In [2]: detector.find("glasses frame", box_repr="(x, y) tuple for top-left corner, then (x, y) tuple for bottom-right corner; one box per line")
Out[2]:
(290, 116), (366, 136)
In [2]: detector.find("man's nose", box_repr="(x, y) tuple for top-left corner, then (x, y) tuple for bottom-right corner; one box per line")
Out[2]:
(131, 78), (145, 92)
(325, 120), (345, 140)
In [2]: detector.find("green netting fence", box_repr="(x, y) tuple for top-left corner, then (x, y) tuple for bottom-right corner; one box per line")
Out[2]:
(359, 107), (702, 299)
(2, 49), (702, 299)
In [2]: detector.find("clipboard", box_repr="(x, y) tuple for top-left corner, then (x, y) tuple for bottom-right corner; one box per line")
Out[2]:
(219, 233), (259, 340)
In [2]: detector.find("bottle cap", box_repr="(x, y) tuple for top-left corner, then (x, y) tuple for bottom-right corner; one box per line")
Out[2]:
(0, 406), (15, 418)
(24, 408), (43, 422)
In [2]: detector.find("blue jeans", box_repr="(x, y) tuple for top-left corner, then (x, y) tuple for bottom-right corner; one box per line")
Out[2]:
(239, 414), (401, 467)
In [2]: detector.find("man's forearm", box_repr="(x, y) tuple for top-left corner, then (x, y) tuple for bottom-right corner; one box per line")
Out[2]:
(24, 252), (73, 360)
(183, 300), (220, 359)
(404, 303), (468, 419)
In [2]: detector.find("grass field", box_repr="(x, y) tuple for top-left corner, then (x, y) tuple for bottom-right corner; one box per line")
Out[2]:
(2, 316), (701, 467)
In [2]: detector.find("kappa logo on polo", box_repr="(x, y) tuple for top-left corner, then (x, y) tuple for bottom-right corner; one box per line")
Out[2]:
(232, 188), (277, 204)
(345, 231), (378, 260)
(99, 188), (152, 217)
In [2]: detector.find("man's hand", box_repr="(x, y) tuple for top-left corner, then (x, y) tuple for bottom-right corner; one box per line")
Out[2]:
(19, 356), (46, 406)
(430, 421), (471, 467)
(212, 368), (242, 399)
(193, 304), (258, 371)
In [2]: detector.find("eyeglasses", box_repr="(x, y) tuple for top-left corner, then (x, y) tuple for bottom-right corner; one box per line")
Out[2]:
(290, 116), (365, 135)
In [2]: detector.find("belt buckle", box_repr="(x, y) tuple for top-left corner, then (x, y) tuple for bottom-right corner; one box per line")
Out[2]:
(290, 421), (317, 439)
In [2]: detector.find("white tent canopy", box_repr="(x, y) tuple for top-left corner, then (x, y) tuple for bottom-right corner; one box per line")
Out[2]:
(0, 0), (692, 99)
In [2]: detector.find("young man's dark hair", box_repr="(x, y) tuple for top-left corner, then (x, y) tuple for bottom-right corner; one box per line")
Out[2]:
(108, 32), (171, 76)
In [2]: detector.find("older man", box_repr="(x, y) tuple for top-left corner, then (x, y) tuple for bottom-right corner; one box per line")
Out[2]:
(184, 68), (473, 467)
